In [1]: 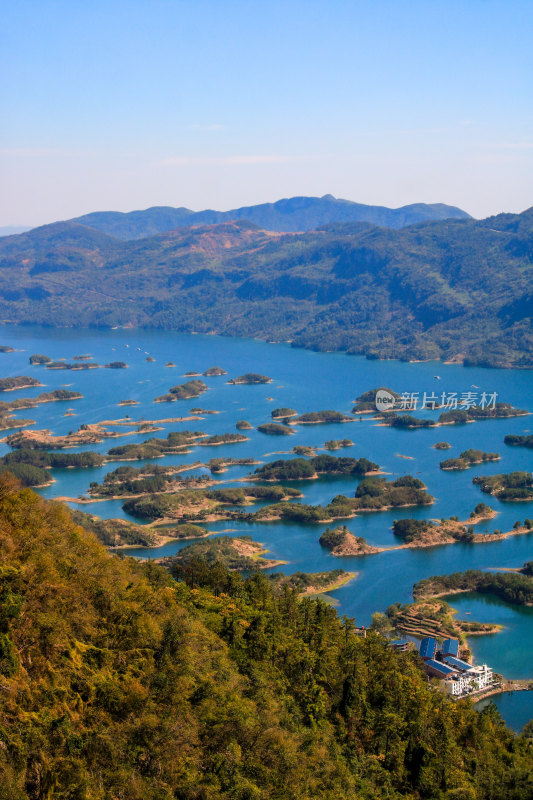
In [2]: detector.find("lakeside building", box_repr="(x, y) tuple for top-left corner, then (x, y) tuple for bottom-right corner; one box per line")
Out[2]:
(418, 637), (493, 698)
(389, 639), (411, 652)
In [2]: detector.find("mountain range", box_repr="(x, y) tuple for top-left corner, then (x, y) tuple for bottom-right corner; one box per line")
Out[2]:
(0, 203), (530, 367)
(71, 195), (471, 238)
(1, 195), (471, 241)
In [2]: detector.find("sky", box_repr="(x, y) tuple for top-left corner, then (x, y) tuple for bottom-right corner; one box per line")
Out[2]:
(2, 0), (533, 226)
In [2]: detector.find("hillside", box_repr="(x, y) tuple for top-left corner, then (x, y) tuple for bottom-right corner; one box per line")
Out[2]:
(0, 474), (532, 799)
(0, 208), (531, 366)
(68, 195), (471, 239)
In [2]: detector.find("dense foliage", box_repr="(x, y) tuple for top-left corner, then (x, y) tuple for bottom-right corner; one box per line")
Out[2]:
(228, 373), (272, 384)
(2, 477), (532, 799)
(0, 462), (51, 487)
(253, 455), (378, 481)
(473, 471), (533, 501)
(0, 449), (105, 469)
(154, 380), (207, 402)
(202, 433), (248, 445)
(295, 410), (353, 423)
(392, 519), (432, 543)
(29, 354), (52, 364)
(256, 423), (293, 435)
(414, 567), (533, 606)
(438, 403), (527, 424)
(1, 207), (532, 366)
(0, 376), (41, 391)
(106, 430), (206, 460)
(504, 434), (533, 449)
(439, 449), (500, 470)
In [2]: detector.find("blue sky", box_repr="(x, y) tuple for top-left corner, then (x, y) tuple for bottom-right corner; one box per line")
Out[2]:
(2, 0), (532, 225)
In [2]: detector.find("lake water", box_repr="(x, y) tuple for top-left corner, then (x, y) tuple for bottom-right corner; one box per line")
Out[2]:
(475, 692), (533, 733)
(1, 324), (532, 722)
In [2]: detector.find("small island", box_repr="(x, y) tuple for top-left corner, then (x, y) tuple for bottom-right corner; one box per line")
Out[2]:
(0, 376), (43, 392)
(352, 387), (401, 414)
(504, 434), (533, 449)
(293, 410), (354, 424)
(385, 597), (500, 643)
(4, 424), (120, 450)
(473, 471), (533, 501)
(292, 445), (316, 456)
(0, 389), (82, 413)
(46, 361), (99, 370)
(122, 485), (303, 523)
(253, 455), (379, 481)
(438, 402), (528, 424)
(105, 430), (207, 460)
(319, 526), (381, 556)
(325, 438), (353, 450)
(0, 450), (105, 469)
(413, 565), (533, 606)
(440, 448), (500, 470)
(0, 462), (53, 487)
(104, 361), (128, 369)
(0, 345), (15, 353)
(29, 354), (53, 365)
(271, 407), (298, 420)
(206, 457), (260, 473)
(87, 464), (210, 499)
(200, 433), (249, 446)
(251, 476), (433, 524)
(257, 423), (293, 436)
(154, 379), (208, 402)
(203, 366), (227, 376)
(228, 373), (272, 385)
(381, 413), (437, 429)
(159, 536), (285, 571)
(267, 568), (356, 596)
(0, 416), (36, 431)
(117, 399), (139, 406)
(71, 509), (210, 549)
(236, 420), (253, 430)
(433, 441), (451, 450)
(165, 362), (175, 367)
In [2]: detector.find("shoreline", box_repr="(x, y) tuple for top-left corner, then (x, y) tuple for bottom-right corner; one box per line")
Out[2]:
(2, 321), (532, 369)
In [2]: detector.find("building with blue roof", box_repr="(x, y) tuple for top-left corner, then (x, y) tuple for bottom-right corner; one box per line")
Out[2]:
(441, 639), (459, 657)
(424, 659), (457, 678)
(417, 637), (494, 697)
(442, 656), (474, 672)
(419, 637), (437, 660)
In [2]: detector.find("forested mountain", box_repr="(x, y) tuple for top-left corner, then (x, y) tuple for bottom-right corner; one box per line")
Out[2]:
(0, 208), (531, 366)
(0, 474), (532, 799)
(69, 195), (471, 239)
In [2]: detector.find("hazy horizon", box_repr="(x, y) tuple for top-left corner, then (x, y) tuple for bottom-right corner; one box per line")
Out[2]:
(3, 0), (532, 227)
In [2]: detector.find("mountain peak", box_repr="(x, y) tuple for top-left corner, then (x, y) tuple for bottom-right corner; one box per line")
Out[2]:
(62, 196), (471, 240)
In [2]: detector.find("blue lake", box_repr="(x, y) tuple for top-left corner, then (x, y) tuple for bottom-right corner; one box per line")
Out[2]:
(1, 324), (532, 698)
(475, 692), (533, 734)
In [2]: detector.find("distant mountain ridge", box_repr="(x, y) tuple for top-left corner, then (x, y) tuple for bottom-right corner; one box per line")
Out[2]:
(68, 195), (471, 239)
(0, 206), (530, 367)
